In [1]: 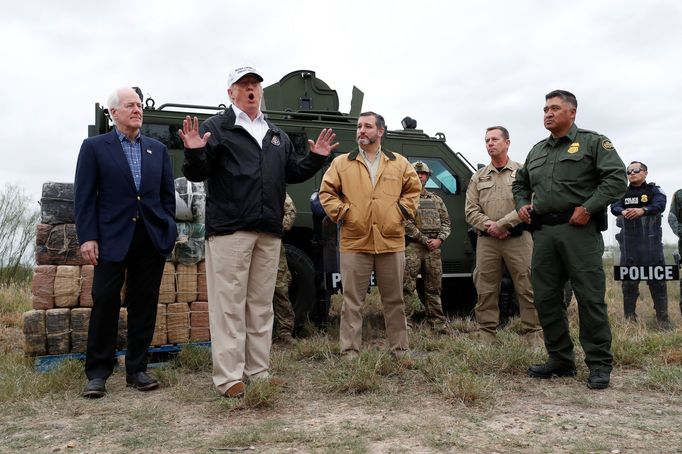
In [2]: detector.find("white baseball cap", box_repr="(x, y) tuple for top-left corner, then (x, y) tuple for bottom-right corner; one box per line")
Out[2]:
(227, 66), (263, 87)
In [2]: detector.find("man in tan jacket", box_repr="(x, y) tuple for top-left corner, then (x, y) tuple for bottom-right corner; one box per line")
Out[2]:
(465, 126), (542, 346)
(320, 111), (421, 359)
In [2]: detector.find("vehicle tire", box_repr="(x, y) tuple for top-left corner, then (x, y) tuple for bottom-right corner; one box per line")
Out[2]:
(284, 244), (317, 329)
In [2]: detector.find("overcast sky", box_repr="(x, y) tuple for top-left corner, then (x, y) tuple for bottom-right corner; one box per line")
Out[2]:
(2, 0), (681, 243)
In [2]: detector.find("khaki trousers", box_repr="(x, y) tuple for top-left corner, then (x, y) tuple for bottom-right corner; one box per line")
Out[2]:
(473, 231), (540, 334)
(205, 232), (280, 395)
(339, 251), (408, 353)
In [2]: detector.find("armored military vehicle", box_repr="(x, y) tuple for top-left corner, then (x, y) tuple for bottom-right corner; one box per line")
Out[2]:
(88, 70), (477, 327)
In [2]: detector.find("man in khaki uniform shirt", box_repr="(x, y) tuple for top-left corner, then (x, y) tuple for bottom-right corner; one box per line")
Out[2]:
(465, 126), (541, 345)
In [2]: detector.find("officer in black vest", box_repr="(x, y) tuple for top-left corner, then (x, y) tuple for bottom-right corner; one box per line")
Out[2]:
(610, 161), (673, 329)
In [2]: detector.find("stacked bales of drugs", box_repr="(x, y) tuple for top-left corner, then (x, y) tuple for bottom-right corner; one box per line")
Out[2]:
(190, 301), (210, 341)
(23, 179), (216, 357)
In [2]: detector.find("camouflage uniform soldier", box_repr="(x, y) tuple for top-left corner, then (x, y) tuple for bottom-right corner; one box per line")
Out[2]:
(404, 161), (451, 332)
(273, 194), (296, 344)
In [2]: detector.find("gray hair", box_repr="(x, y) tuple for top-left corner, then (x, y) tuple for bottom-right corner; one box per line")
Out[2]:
(107, 87), (141, 125)
(486, 126), (510, 140)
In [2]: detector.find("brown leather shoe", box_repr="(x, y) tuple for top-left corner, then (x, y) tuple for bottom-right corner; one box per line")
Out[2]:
(224, 381), (245, 398)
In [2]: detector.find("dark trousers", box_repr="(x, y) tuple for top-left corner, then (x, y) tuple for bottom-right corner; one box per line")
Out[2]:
(85, 221), (166, 380)
(531, 222), (612, 371)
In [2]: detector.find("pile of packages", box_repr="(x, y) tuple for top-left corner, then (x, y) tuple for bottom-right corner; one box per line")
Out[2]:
(23, 178), (211, 356)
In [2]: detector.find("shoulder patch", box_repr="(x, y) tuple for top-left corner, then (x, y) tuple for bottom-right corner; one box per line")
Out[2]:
(601, 139), (614, 150)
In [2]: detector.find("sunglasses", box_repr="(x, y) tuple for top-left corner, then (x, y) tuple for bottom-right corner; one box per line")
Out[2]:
(626, 168), (643, 175)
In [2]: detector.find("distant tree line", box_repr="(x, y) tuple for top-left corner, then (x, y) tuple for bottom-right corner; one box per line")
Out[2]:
(0, 183), (38, 285)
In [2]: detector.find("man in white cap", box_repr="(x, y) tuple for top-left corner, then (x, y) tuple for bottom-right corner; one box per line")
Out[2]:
(179, 66), (339, 398)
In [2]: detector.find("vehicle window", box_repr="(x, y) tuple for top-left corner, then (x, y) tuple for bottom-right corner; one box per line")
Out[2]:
(408, 158), (458, 195)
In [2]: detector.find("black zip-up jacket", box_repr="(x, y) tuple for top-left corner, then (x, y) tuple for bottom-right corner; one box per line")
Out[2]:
(182, 106), (326, 237)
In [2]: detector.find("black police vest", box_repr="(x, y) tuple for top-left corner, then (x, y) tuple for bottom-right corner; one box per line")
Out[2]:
(622, 183), (655, 209)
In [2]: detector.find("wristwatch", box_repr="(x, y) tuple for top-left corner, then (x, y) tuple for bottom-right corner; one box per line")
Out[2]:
(642, 207), (648, 214)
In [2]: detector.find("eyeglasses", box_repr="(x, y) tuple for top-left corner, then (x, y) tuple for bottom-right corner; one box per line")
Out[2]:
(626, 168), (643, 175)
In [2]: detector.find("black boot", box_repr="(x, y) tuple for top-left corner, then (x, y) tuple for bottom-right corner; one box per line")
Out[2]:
(622, 281), (638, 320)
(652, 283), (674, 330)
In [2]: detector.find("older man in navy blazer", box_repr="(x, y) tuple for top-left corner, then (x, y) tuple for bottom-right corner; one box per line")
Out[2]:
(74, 87), (176, 398)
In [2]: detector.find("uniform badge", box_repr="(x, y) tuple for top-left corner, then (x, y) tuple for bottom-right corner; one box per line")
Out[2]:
(567, 142), (580, 154)
(601, 139), (614, 150)
(510, 170), (516, 178)
(271, 135), (281, 146)
(641, 194), (649, 203)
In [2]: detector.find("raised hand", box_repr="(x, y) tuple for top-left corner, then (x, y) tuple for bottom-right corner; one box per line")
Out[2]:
(178, 116), (211, 149)
(307, 128), (339, 156)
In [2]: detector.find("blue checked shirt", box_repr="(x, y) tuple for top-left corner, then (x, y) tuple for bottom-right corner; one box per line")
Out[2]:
(115, 128), (142, 191)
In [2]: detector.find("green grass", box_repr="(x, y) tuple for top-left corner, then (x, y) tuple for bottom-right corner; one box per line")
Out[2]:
(0, 355), (83, 401)
(1, 274), (682, 452)
(0, 282), (31, 327)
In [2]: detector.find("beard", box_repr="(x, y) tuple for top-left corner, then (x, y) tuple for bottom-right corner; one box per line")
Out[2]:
(357, 136), (377, 146)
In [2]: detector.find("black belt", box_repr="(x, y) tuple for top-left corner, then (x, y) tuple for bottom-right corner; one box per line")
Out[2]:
(534, 209), (574, 226)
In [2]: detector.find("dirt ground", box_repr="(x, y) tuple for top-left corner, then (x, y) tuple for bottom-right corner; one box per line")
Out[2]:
(1, 325), (681, 454)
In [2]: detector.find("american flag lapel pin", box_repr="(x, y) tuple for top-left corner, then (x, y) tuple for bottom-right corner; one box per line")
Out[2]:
(146, 149), (152, 154)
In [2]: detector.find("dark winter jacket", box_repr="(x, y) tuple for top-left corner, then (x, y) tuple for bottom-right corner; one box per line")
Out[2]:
(182, 106), (326, 237)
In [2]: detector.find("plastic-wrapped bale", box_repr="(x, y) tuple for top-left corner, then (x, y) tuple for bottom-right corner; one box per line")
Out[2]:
(23, 310), (47, 356)
(117, 308), (128, 350)
(175, 263), (198, 303)
(174, 177), (206, 224)
(79, 265), (94, 307)
(151, 304), (168, 346)
(172, 223), (205, 265)
(190, 301), (210, 341)
(158, 262), (175, 304)
(40, 182), (75, 225)
(35, 223), (87, 266)
(197, 261), (208, 301)
(46, 308), (71, 355)
(167, 302), (190, 344)
(54, 265), (81, 308)
(70, 308), (91, 353)
(32, 265), (57, 310)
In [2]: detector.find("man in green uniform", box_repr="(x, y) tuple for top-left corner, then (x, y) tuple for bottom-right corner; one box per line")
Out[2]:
(272, 194), (296, 345)
(513, 90), (627, 390)
(667, 188), (682, 315)
(403, 161), (451, 333)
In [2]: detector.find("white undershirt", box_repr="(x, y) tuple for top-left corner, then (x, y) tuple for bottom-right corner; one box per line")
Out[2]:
(232, 104), (269, 148)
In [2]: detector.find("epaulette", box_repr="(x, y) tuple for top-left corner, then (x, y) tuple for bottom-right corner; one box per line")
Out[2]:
(532, 137), (548, 147)
(576, 128), (600, 136)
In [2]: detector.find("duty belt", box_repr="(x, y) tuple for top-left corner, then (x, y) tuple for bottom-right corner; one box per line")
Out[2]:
(534, 209), (574, 226)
